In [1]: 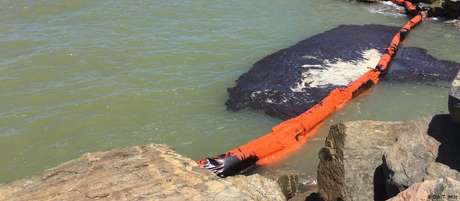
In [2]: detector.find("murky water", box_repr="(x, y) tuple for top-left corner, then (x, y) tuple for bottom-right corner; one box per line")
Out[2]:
(1, 0), (459, 182)
(271, 81), (452, 175)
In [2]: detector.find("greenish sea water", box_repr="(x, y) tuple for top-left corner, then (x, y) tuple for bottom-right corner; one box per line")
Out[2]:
(1, 0), (459, 182)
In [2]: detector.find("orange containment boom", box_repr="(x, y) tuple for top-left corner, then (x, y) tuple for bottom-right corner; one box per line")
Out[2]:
(198, 0), (423, 177)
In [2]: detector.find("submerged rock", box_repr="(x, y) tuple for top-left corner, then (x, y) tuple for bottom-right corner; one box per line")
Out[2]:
(0, 144), (286, 201)
(226, 24), (460, 119)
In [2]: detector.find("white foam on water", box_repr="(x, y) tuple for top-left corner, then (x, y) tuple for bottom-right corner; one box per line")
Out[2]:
(367, 1), (405, 17)
(446, 19), (460, 29)
(302, 55), (318, 60)
(302, 64), (322, 68)
(291, 48), (381, 92)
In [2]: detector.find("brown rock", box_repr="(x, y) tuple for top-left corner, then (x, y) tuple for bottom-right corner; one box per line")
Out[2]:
(317, 121), (403, 201)
(426, 162), (460, 181)
(0, 144), (285, 201)
(383, 118), (441, 196)
(381, 115), (460, 197)
(388, 177), (460, 201)
(317, 116), (460, 201)
(256, 166), (317, 200)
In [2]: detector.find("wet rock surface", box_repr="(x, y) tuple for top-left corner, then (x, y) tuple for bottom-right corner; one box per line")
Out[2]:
(258, 169), (301, 200)
(226, 24), (460, 119)
(0, 144), (286, 201)
(256, 167), (318, 200)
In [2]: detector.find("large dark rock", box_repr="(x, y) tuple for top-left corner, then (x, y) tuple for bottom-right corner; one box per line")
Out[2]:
(444, 0), (460, 13)
(226, 24), (460, 119)
(382, 118), (441, 197)
(383, 115), (460, 198)
(427, 114), (460, 172)
(317, 121), (403, 201)
(317, 116), (460, 201)
(449, 71), (460, 123)
(428, 0), (460, 19)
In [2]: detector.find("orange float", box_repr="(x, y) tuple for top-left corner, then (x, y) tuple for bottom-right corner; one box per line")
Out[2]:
(198, 0), (424, 177)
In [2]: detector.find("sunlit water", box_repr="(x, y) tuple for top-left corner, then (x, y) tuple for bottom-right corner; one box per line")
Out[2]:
(0, 0), (459, 183)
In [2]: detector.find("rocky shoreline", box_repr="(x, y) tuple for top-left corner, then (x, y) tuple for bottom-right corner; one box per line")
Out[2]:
(313, 71), (460, 201)
(316, 115), (460, 200)
(357, 0), (460, 20)
(0, 72), (458, 201)
(1, 1), (458, 201)
(0, 144), (286, 201)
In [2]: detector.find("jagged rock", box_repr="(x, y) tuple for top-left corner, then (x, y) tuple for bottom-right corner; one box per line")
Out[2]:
(387, 177), (460, 201)
(317, 116), (460, 201)
(0, 144), (286, 201)
(256, 167), (317, 200)
(449, 71), (460, 123)
(429, 0), (460, 19)
(383, 117), (441, 196)
(426, 162), (460, 181)
(317, 121), (404, 201)
(226, 24), (460, 119)
(255, 168), (299, 199)
(382, 115), (460, 198)
(225, 175), (286, 201)
(427, 114), (460, 172)
(276, 174), (299, 199)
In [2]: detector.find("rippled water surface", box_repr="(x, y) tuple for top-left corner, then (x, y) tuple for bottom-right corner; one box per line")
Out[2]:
(1, 0), (459, 182)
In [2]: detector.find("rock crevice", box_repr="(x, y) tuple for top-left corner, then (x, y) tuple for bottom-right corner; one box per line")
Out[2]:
(317, 116), (460, 201)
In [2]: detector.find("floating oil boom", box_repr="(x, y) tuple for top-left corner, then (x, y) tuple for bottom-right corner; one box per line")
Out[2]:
(198, 0), (424, 177)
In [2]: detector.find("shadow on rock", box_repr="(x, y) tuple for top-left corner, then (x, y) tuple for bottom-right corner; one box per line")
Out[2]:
(304, 193), (324, 201)
(428, 114), (460, 172)
(373, 164), (388, 201)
